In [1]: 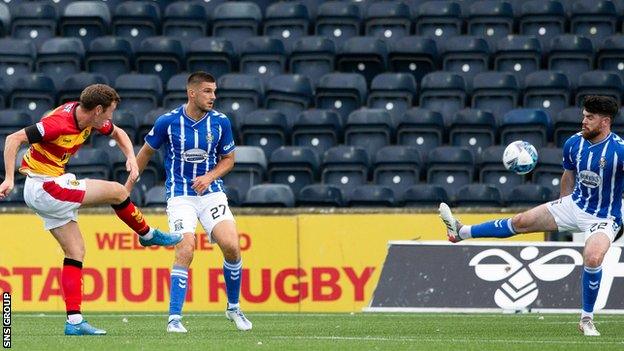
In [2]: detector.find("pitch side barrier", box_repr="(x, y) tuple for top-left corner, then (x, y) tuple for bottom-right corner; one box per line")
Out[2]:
(366, 241), (624, 314)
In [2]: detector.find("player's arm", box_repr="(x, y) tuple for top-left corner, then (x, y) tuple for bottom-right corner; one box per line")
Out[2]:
(124, 143), (157, 193)
(0, 129), (30, 198)
(559, 169), (575, 198)
(110, 125), (139, 183)
(191, 151), (235, 195)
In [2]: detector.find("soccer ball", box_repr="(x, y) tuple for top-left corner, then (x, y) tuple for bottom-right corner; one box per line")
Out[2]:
(502, 140), (538, 175)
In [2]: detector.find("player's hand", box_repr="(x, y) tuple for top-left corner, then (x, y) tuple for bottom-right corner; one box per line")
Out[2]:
(126, 158), (139, 184)
(192, 174), (214, 195)
(0, 179), (14, 199)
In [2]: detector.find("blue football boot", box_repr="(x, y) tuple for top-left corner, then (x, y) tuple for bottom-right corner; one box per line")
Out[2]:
(64, 320), (107, 335)
(139, 228), (183, 247)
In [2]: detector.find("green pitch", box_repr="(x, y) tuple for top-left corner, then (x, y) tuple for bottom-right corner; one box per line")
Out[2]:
(10, 312), (624, 350)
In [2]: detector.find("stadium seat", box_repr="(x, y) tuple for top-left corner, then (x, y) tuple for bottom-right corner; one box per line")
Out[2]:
(239, 109), (289, 160)
(494, 35), (542, 86)
(268, 146), (320, 195)
(112, 109), (138, 145)
(0, 38), (35, 88)
(478, 145), (525, 199)
(36, 38), (85, 88)
(136, 107), (168, 143)
(58, 72), (108, 104)
(364, 0), (411, 42)
(162, 73), (188, 109)
(506, 184), (553, 207)
(454, 184), (503, 207)
(129, 186), (144, 207)
(315, 73), (368, 124)
(212, 2), (263, 52)
(449, 108), (496, 155)
(427, 146), (475, 195)
(115, 73), (162, 117)
(292, 109), (342, 156)
(396, 107), (444, 161)
(570, 0), (617, 48)
(222, 145), (267, 200)
(289, 36), (336, 88)
(144, 185), (166, 207)
(470, 71), (519, 120)
(239, 36), (287, 84)
(419, 71), (467, 121)
(597, 35), (624, 82)
(60, 1), (112, 48)
(367, 73), (417, 120)
(499, 109), (552, 148)
(263, 2), (310, 52)
(345, 108), (394, 162)
(0, 3), (8, 37)
(575, 70), (623, 107)
(321, 145), (370, 190)
(135, 36), (185, 85)
(553, 107), (581, 147)
(214, 73), (263, 125)
(532, 147), (564, 197)
(373, 145), (422, 196)
(0, 109), (31, 139)
(315, 1), (361, 48)
(523, 70), (571, 119)
(265, 74), (313, 129)
(66, 147), (110, 180)
(9, 73), (56, 120)
(297, 184), (344, 207)
(111, 144), (163, 189)
(162, 2), (208, 45)
(224, 186), (240, 207)
(346, 185), (395, 207)
(336, 36), (388, 85)
(519, 0), (566, 53)
(442, 35), (491, 85)
(86, 36), (134, 84)
(112, 1), (161, 51)
(186, 38), (235, 80)
(0, 184), (25, 206)
(402, 184), (449, 207)
(388, 36), (438, 85)
(548, 34), (594, 88)
(243, 184), (295, 207)
(11, 1), (57, 49)
(415, 0), (462, 40)
(467, 0), (514, 48)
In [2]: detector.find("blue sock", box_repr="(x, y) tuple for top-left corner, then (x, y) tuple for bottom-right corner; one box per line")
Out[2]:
(582, 266), (602, 316)
(469, 218), (516, 238)
(169, 265), (188, 317)
(223, 259), (242, 308)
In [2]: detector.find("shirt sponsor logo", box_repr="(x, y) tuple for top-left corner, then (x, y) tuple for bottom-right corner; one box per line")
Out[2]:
(181, 148), (208, 163)
(579, 170), (602, 188)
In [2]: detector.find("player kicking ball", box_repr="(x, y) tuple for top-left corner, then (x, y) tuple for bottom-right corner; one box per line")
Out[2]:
(439, 96), (623, 336)
(126, 71), (251, 333)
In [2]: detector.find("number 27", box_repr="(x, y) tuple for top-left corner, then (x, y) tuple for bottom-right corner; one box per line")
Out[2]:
(210, 205), (226, 219)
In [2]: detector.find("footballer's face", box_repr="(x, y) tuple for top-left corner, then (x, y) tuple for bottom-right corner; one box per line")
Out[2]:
(190, 81), (217, 113)
(581, 109), (610, 140)
(93, 102), (117, 129)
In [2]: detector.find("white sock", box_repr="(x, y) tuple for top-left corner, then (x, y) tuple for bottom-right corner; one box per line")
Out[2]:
(228, 303), (240, 310)
(168, 314), (182, 322)
(67, 314), (83, 324)
(459, 225), (472, 239)
(142, 228), (154, 240)
(581, 310), (594, 320)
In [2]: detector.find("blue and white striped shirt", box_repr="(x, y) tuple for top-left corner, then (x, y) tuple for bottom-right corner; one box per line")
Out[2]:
(563, 132), (624, 224)
(145, 105), (235, 199)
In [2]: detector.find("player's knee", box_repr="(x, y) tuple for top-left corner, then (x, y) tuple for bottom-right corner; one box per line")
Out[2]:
(584, 251), (604, 268)
(109, 182), (129, 204)
(65, 246), (85, 261)
(511, 213), (529, 232)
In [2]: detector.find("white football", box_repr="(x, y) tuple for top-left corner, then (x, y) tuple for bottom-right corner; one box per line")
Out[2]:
(502, 140), (538, 175)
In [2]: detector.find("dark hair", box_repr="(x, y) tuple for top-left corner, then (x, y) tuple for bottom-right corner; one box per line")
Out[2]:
(80, 84), (121, 111)
(187, 71), (216, 86)
(582, 95), (619, 120)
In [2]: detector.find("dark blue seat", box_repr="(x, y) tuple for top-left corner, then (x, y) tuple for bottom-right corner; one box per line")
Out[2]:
(494, 35), (542, 86)
(297, 184), (344, 207)
(315, 1), (361, 48)
(402, 184), (449, 207)
(263, 2), (310, 52)
(548, 34), (594, 88)
(0, 184), (25, 206)
(163, 2), (208, 46)
(214, 73), (263, 122)
(479, 145), (525, 199)
(265, 74), (313, 129)
(109, 145), (164, 187)
(396, 107), (444, 161)
(268, 146), (320, 195)
(144, 185), (166, 207)
(471, 71), (519, 119)
(426, 146), (475, 195)
(58, 72), (108, 104)
(506, 184), (554, 207)
(0, 3), (8, 37)
(239, 36), (287, 84)
(135, 36), (185, 84)
(597, 35), (624, 82)
(364, 0), (411, 42)
(0, 109), (31, 139)
(575, 70), (623, 107)
(419, 71), (467, 121)
(367, 73), (417, 120)
(11, 2), (57, 49)
(388, 36), (438, 85)
(86, 36), (133, 84)
(315, 72), (368, 124)
(346, 185), (395, 207)
(136, 107), (168, 142)
(553, 107), (581, 147)
(523, 70), (571, 119)
(60, 1), (111, 48)
(0, 38), (35, 88)
(455, 184), (503, 207)
(36, 38), (85, 88)
(289, 36), (336, 88)
(112, 109), (138, 145)
(345, 108), (394, 162)
(222, 145), (266, 200)
(519, 0), (566, 53)
(224, 186), (240, 207)
(212, 2), (263, 52)
(66, 147), (110, 180)
(186, 38), (235, 79)
(321, 145), (370, 190)
(292, 109), (342, 156)
(500, 109), (552, 148)
(442, 36), (491, 85)
(373, 145), (421, 196)
(10, 73), (56, 120)
(449, 108), (496, 155)
(532, 147), (564, 198)
(239, 109), (288, 160)
(163, 72), (188, 109)
(243, 184), (295, 207)
(114, 73), (162, 117)
(415, 1), (462, 40)
(336, 36), (388, 84)
(570, 0), (617, 48)
(112, 1), (161, 51)
(468, 0), (514, 48)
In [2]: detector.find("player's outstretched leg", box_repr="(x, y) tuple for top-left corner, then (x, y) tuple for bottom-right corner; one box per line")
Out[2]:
(439, 203), (463, 242)
(439, 203), (518, 242)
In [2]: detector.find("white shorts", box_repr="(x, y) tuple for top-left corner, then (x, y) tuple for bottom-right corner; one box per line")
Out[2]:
(546, 195), (620, 242)
(23, 173), (86, 230)
(166, 191), (235, 242)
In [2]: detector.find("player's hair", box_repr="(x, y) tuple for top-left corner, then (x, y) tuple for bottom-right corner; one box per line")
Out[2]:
(187, 71), (216, 86)
(582, 95), (619, 120)
(79, 84), (121, 111)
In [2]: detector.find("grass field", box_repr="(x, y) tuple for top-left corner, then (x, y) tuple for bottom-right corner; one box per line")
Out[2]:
(9, 312), (624, 350)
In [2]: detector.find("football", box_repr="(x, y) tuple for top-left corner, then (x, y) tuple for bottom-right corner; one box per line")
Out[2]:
(502, 140), (538, 175)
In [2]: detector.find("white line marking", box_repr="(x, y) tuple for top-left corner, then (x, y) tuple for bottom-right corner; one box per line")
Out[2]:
(270, 335), (624, 345)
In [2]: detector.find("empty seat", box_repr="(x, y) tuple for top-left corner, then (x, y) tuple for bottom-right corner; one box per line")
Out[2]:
(553, 106), (581, 147)
(0, 184), (25, 206)
(265, 74), (313, 129)
(186, 38), (235, 79)
(86, 36), (133, 84)
(243, 184), (295, 207)
(570, 0), (617, 48)
(575, 70), (623, 106)
(222, 145), (267, 199)
(297, 184), (344, 207)
(402, 184), (449, 207)
(548, 34), (594, 88)
(479, 145), (525, 198)
(597, 35), (624, 82)
(532, 147), (564, 197)
(239, 36), (287, 83)
(239, 109), (288, 159)
(345, 108), (394, 162)
(506, 184), (553, 207)
(11, 1), (57, 49)
(415, 0), (462, 40)
(471, 71), (519, 119)
(109, 145), (163, 187)
(135, 36), (185, 84)
(114, 73), (162, 117)
(336, 36), (388, 84)
(468, 0), (514, 48)
(449, 108), (496, 155)
(346, 185), (395, 207)
(162, 2), (208, 44)
(112, 109), (138, 144)
(60, 1), (112, 48)
(494, 35), (542, 86)
(388, 36), (438, 85)
(163, 72), (188, 109)
(315, 1), (361, 48)
(0, 38), (35, 88)
(66, 147), (110, 180)
(426, 146), (475, 195)
(442, 36), (491, 85)
(0, 3), (8, 37)
(500, 109), (552, 148)
(519, 0), (566, 52)
(0, 109), (31, 139)
(212, 2), (263, 52)
(214, 73), (263, 121)
(112, 1), (161, 50)
(321, 145), (370, 190)
(396, 107), (444, 160)
(225, 186), (240, 207)
(455, 184), (503, 207)
(137, 107), (168, 142)
(364, 0), (411, 42)
(58, 72), (108, 104)
(292, 109), (342, 156)
(289, 36), (336, 87)
(10, 73), (56, 120)
(523, 70), (571, 118)
(268, 146), (320, 195)
(263, 2), (310, 51)
(373, 145), (421, 195)
(315, 72), (368, 124)
(36, 37), (85, 88)
(367, 73), (417, 119)
(419, 71), (467, 121)
(144, 185), (166, 207)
